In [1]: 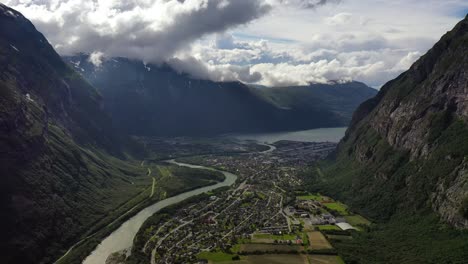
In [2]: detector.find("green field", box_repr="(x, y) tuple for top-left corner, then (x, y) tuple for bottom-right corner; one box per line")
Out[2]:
(237, 243), (303, 253)
(308, 255), (345, 264)
(197, 251), (237, 262)
(217, 254), (344, 264)
(253, 233), (297, 240)
(220, 254), (310, 264)
(345, 215), (371, 227)
(323, 202), (348, 215)
(296, 193), (323, 201)
(315, 225), (341, 231)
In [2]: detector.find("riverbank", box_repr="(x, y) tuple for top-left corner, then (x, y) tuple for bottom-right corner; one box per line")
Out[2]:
(82, 161), (238, 264)
(55, 162), (229, 264)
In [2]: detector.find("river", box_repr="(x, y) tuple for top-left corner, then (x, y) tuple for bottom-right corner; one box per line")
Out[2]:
(81, 127), (346, 263)
(82, 160), (238, 264)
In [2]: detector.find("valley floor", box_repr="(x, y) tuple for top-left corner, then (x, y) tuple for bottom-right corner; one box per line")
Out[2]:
(122, 139), (362, 264)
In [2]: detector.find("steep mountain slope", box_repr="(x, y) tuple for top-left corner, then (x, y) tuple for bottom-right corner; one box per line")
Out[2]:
(255, 81), (377, 121)
(0, 4), (147, 263)
(64, 55), (375, 136)
(305, 15), (468, 263)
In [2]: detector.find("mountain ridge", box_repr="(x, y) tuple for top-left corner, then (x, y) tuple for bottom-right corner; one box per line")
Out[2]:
(302, 15), (468, 263)
(63, 54), (377, 136)
(0, 4), (147, 263)
(311, 12), (468, 228)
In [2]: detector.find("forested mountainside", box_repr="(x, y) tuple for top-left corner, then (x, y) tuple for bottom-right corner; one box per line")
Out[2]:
(64, 55), (376, 136)
(0, 4), (147, 263)
(306, 15), (468, 263)
(255, 81), (377, 122)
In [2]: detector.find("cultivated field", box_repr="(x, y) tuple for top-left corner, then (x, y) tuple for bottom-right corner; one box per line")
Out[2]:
(296, 193), (324, 201)
(314, 225), (341, 231)
(322, 202), (348, 215)
(308, 255), (345, 264)
(251, 233), (297, 243)
(345, 215), (371, 226)
(237, 243), (303, 253)
(307, 232), (333, 250)
(221, 254), (310, 264)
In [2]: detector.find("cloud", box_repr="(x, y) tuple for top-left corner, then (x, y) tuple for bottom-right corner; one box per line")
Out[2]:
(277, 0), (341, 9)
(5, 0), (465, 88)
(185, 31), (426, 87)
(6, 0), (271, 62)
(325, 12), (353, 26)
(88, 51), (104, 67)
(168, 56), (263, 83)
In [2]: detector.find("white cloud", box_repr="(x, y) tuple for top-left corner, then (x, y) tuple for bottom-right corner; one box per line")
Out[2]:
(4, 0), (467, 87)
(325, 12), (353, 26)
(88, 51), (104, 67)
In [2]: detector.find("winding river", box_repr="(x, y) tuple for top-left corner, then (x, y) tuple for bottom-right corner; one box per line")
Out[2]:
(73, 128), (346, 263)
(82, 160), (238, 264)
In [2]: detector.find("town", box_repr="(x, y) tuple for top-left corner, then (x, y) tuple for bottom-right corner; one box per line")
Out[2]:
(119, 139), (371, 264)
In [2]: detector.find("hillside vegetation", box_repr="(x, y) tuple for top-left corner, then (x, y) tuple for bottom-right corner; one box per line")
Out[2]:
(304, 15), (468, 263)
(0, 4), (224, 263)
(63, 55), (376, 136)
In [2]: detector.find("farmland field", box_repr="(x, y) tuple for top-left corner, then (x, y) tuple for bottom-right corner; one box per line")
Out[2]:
(197, 251), (237, 262)
(251, 233), (307, 244)
(220, 254), (310, 264)
(308, 255), (345, 264)
(237, 243), (303, 253)
(307, 232), (333, 250)
(296, 193), (323, 201)
(253, 233), (297, 240)
(345, 215), (371, 227)
(315, 225), (341, 230)
(323, 202), (348, 215)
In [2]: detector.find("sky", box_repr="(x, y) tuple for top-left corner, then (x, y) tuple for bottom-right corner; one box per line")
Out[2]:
(4, 0), (468, 87)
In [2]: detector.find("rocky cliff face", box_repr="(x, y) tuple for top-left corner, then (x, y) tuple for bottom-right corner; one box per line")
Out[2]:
(323, 16), (468, 228)
(362, 19), (468, 159)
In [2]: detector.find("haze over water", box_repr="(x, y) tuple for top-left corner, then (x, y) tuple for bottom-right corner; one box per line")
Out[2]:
(231, 127), (347, 144)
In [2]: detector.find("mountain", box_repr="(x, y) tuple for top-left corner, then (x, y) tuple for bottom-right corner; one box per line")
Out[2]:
(306, 15), (468, 263)
(255, 81), (377, 122)
(0, 4), (146, 263)
(63, 55), (377, 136)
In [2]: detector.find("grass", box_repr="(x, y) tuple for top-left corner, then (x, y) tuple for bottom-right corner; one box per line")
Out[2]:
(308, 255), (345, 264)
(150, 177), (156, 198)
(237, 243), (303, 253)
(221, 254), (310, 264)
(315, 225), (341, 231)
(296, 193), (323, 201)
(323, 202), (348, 215)
(253, 233), (297, 240)
(344, 215), (371, 227)
(307, 232), (333, 250)
(197, 251), (237, 262)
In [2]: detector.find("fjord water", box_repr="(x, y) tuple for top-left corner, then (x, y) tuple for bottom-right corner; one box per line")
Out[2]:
(231, 127), (347, 143)
(83, 161), (237, 264)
